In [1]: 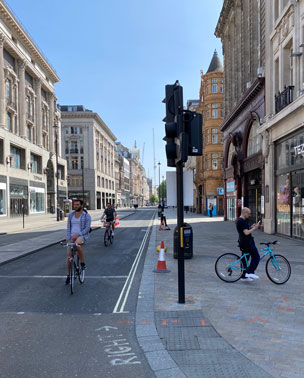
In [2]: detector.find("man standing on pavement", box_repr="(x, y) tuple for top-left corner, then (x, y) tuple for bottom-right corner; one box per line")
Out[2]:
(236, 207), (260, 282)
(101, 203), (117, 236)
(66, 199), (91, 284)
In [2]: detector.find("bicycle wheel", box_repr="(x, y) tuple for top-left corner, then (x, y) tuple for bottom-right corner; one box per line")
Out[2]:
(70, 258), (75, 295)
(77, 257), (85, 284)
(109, 230), (113, 244)
(104, 230), (108, 247)
(215, 253), (244, 283)
(266, 254), (291, 284)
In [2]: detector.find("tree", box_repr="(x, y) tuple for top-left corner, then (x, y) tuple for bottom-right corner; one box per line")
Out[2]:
(157, 180), (166, 203)
(149, 194), (158, 205)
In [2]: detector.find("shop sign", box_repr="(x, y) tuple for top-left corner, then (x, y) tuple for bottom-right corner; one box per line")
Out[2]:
(294, 143), (304, 156)
(226, 181), (235, 193)
(217, 187), (224, 195)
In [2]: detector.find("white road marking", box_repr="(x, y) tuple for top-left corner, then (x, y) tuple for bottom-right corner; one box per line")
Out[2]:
(0, 275), (128, 279)
(113, 218), (152, 314)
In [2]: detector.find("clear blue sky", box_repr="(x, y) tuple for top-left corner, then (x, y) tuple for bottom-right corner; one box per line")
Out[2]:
(6, 0), (223, 185)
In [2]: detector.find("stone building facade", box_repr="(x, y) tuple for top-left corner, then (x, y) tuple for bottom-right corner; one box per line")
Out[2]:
(0, 1), (67, 219)
(195, 50), (225, 216)
(59, 105), (116, 210)
(215, 0), (266, 223)
(258, 0), (304, 240)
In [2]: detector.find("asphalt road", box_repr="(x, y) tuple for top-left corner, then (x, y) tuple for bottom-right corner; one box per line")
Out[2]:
(0, 209), (156, 378)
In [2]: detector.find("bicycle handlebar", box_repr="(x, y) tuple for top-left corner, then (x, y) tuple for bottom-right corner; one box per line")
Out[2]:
(60, 241), (81, 247)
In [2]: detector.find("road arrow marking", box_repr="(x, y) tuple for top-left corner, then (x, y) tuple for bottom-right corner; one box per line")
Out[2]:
(95, 326), (118, 332)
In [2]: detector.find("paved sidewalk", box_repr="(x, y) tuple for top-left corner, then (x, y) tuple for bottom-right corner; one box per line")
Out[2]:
(0, 210), (134, 265)
(137, 209), (304, 378)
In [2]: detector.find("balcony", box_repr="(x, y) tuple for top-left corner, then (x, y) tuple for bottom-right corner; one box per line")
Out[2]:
(6, 100), (16, 110)
(275, 85), (294, 114)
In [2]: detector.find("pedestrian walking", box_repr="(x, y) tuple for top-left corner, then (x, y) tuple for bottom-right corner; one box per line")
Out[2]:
(208, 203), (213, 217)
(236, 207), (260, 282)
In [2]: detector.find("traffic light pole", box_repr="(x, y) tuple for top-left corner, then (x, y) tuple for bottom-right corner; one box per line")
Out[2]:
(176, 159), (185, 303)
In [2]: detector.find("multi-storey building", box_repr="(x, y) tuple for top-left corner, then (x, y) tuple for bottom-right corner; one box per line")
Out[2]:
(116, 142), (131, 207)
(195, 50), (225, 215)
(59, 105), (116, 210)
(215, 0), (266, 223)
(259, 0), (304, 239)
(0, 1), (67, 218)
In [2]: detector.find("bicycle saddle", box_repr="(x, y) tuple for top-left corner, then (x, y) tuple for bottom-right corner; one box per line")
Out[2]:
(260, 241), (278, 246)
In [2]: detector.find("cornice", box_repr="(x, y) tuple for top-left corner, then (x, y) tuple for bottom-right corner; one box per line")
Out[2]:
(215, 0), (234, 38)
(61, 112), (117, 142)
(0, 1), (60, 83)
(220, 77), (265, 132)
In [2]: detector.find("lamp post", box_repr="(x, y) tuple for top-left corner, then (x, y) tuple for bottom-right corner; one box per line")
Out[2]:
(53, 123), (60, 221)
(158, 161), (161, 204)
(162, 175), (164, 204)
(81, 157), (85, 205)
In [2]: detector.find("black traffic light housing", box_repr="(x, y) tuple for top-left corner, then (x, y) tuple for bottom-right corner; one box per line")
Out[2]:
(184, 111), (202, 156)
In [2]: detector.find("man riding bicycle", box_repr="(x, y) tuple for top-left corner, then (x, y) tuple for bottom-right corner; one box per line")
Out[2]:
(65, 199), (91, 285)
(101, 203), (117, 236)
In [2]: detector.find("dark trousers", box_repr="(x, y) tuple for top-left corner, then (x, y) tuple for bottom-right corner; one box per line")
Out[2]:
(240, 241), (260, 277)
(209, 210), (213, 217)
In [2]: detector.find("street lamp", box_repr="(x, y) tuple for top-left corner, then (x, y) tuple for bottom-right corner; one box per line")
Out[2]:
(158, 161), (161, 204)
(53, 123), (60, 221)
(162, 175), (164, 204)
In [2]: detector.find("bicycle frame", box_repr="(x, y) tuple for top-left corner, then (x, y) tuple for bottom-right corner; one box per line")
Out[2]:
(230, 246), (280, 271)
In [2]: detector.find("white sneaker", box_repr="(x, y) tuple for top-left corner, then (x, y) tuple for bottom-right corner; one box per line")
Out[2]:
(112, 231), (114, 236)
(240, 277), (253, 282)
(246, 273), (259, 279)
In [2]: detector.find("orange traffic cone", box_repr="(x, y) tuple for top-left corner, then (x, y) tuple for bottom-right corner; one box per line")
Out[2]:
(115, 216), (120, 226)
(153, 241), (170, 273)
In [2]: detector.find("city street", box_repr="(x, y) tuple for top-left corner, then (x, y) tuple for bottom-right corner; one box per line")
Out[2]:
(0, 208), (155, 378)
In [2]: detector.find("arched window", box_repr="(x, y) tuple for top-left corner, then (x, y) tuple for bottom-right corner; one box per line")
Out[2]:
(227, 142), (235, 168)
(247, 120), (262, 157)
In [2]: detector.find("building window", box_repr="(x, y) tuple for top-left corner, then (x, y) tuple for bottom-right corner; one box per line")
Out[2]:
(205, 154), (209, 170)
(211, 109), (218, 118)
(6, 80), (11, 102)
(80, 156), (84, 169)
(71, 127), (78, 134)
(80, 128), (83, 134)
(70, 141), (78, 153)
(106, 179), (108, 189)
(71, 156), (78, 170)
(30, 153), (42, 174)
(80, 140), (84, 153)
(102, 177), (105, 188)
(27, 125), (31, 141)
(97, 176), (101, 186)
(206, 129), (209, 144)
(10, 145), (25, 169)
(65, 141), (69, 154)
(212, 128), (218, 144)
(212, 84), (217, 93)
(220, 153), (224, 169)
(220, 85), (223, 93)
(6, 112), (12, 131)
(212, 78), (217, 83)
(206, 111), (209, 120)
(247, 120), (262, 157)
(0, 139), (3, 165)
(206, 86), (209, 94)
(212, 154), (218, 170)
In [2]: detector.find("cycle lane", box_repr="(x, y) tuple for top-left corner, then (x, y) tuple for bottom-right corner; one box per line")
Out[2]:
(0, 209), (156, 378)
(151, 209), (304, 378)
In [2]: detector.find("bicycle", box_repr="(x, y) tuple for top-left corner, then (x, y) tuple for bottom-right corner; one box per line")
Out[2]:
(103, 221), (114, 247)
(61, 241), (85, 294)
(215, 241), (291, 285)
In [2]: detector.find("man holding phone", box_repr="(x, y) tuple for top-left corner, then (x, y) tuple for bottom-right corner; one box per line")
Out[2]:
(236, 207), (261, 282)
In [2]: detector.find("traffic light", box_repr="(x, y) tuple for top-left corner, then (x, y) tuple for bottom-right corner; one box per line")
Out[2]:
(163, 82), (185, 167)
(184, 111), (202, 156)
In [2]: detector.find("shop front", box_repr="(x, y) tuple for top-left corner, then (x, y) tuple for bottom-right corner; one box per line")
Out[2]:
(226, 180), (236, 220)
(68, 191), (90, 209)
(276, 129), (304, 239)
(0, 176), (7, 216)
(29, 186), (45, 214)
(10, 180), (28, 217)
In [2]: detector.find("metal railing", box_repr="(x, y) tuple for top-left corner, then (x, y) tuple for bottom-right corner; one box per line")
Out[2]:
(275, 85), (294, 114)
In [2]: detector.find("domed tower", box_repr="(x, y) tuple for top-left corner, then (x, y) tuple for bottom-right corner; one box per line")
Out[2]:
(196, 50), (224, 215)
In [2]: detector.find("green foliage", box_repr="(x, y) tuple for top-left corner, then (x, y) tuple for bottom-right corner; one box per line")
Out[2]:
(157, 180), (166, 201)
(150, 194), (158, 204)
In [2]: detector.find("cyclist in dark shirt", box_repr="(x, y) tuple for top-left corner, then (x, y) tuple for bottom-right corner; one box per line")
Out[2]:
(236, 207), (260, 281)
(101, 203), (117, 236)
